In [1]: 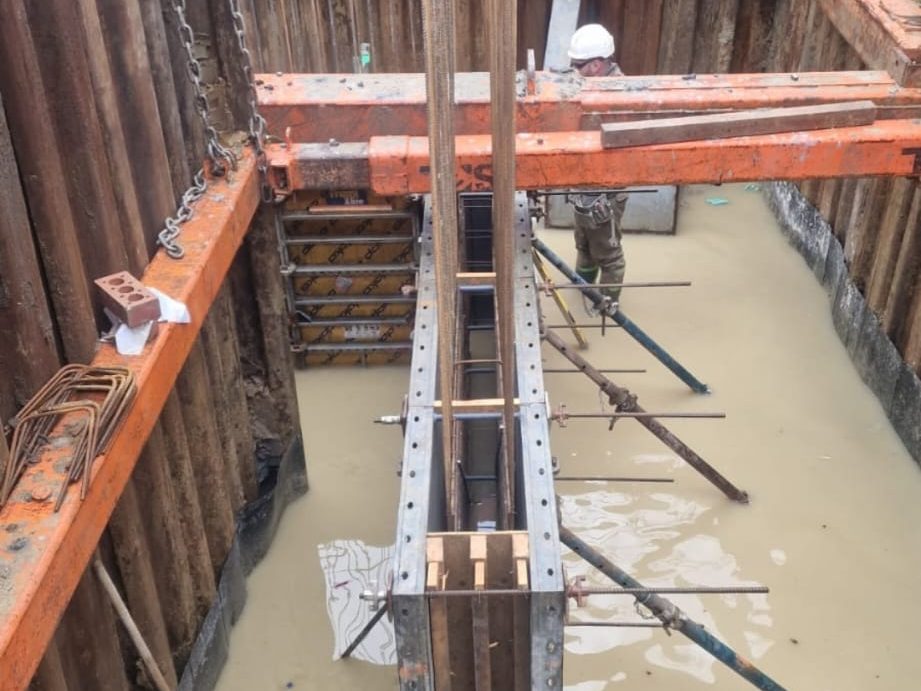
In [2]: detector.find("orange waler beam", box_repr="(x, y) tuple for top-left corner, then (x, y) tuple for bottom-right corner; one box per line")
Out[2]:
(338, 120), (921, 195)
(0, 152), (260, 691)
(270, 120), (921, 194)
(257, 70), (921, 143)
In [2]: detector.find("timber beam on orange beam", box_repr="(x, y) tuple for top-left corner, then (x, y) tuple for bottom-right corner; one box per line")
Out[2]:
(819, 0), (921, 87)
(0, 152), (260, 691)
(266, 120), (921, 195)
(256, 70), (921, 143)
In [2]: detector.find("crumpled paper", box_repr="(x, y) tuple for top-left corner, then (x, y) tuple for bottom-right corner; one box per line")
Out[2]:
(112, 287), (190, 355)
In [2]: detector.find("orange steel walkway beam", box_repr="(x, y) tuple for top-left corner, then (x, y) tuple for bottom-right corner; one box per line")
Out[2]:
(256, 70), (921, 143)
(0, 153), (260, 691)
(267, 120), (921, 196)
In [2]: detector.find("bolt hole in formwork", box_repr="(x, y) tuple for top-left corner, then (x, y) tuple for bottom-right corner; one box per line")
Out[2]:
(214, 185), (921, 690)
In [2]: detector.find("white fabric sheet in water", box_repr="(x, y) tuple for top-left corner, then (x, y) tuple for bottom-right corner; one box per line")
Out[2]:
(318, 539), (397, 664)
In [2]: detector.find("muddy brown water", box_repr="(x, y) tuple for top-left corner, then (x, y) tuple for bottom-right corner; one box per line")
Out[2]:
(216, 185), (921, 690)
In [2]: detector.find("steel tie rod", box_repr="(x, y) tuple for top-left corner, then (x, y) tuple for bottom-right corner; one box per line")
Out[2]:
(559, 525), (787, 691)
(532, 237), (710, 393)
(543, 326), (748, 503)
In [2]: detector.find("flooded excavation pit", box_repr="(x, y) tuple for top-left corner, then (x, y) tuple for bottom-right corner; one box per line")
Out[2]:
(215, 185), (921, 691)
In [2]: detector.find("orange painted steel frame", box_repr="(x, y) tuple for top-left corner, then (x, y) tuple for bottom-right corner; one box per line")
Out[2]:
(0, 153), (259, 691)
(269, 120), (921, 195)
(257, 70), (921, 143)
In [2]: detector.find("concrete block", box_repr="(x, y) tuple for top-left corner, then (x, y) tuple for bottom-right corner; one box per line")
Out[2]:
(622, 186), (677, 233)
(890, 364), (921, 467)
(544, 186), (678, 233)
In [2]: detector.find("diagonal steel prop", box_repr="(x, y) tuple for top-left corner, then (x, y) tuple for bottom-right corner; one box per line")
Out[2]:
(543, 327), (748, 502)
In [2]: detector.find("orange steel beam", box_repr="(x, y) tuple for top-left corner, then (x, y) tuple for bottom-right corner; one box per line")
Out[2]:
(819, 0), (921, 86)
(256, 70), (921, 143)
(0, 152), (259, 691)
(267, 119), (921, 195)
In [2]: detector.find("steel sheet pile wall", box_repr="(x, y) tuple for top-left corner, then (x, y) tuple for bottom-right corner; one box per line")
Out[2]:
(770, 0), (921, 370)
(251, 0), (775, 76)
(0, 1), (302, 688)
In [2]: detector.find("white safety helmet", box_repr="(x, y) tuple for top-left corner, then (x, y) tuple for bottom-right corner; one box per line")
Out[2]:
(567, 24), (615, 62)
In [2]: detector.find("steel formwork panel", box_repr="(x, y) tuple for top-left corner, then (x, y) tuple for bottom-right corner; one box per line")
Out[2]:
(391, 196), (563, 689)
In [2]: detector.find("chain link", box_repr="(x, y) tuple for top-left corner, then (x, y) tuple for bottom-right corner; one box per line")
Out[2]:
(158, 0), (238, 258)
(227, 0), (273, 203)
(158, 169), (207, 259)
(158, 0), (273, 258)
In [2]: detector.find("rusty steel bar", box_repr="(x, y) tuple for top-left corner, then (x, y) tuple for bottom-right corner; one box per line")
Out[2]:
(554, 476), (674, 483)
(0, 152), (260, 691)
(542, 327), (749, 503)
(560, 525), (786, 691)
(554, 412), (726, 420)
(539, 281), (692, 289)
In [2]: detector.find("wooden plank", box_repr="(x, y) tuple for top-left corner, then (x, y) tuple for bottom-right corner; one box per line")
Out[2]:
(693, 0), (740, 74)
(25, 0), (131, 283)
(657, 0), (696, 74)
(0, 90), (60, 424)
(867, 177), (915, 313)
(176, 341), (237, 573)
(769, 0), (813, 72)
(883, 184), (921, 340)
(54, 571), (130, 691)
(131, 423), (199, 665)
(731, 0), (777, 72)
(76, 0), (149, 271)
(107, 479), (178, 687)
(0, 0), (97, 363)
(96, 0), (175, 255)
(29, 635), (68, 691)
(619, 0), (663, 75)
(845, 177), (892, 291)
(426, 537), (452, 691)
(469, 535), (491, 689)
(442, 534), (474, 690)
(903, 278), (921, 368)
(159, 392), (217, 634)
(601, 101), (878, 149)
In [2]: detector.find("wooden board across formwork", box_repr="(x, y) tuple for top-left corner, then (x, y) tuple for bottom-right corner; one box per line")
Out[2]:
(426, 532), (530, 691)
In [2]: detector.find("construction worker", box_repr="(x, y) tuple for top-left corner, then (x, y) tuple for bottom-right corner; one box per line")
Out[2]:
(567, 24), (628, 307)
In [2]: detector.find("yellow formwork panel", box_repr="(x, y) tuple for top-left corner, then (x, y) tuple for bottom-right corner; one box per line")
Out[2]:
(300, 349), (412, 367)
(298, 323), (413, 344)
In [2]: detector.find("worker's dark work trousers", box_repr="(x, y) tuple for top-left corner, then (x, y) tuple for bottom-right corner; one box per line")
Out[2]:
(574, 210), (626, 302)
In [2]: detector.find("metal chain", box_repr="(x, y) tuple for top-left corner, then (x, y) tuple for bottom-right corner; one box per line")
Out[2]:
(227, 0), (273, 203)
(158, 170), (206, 259)
(157, 0), (238, 259)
